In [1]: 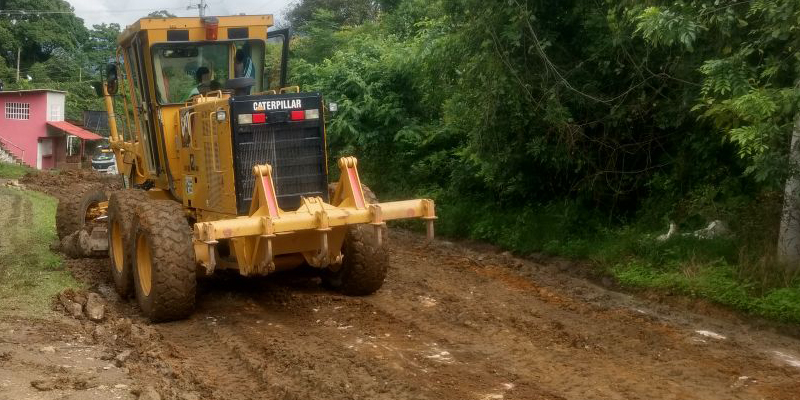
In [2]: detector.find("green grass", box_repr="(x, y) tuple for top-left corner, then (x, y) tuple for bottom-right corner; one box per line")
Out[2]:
(0, 162), (30, 179)
(434, 198), (800, 324)
(0, 187), (80, 316)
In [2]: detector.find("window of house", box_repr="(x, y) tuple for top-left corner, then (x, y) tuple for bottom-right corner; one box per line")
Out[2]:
(5, 102), (30, 120)
(49, 104), (63, 121)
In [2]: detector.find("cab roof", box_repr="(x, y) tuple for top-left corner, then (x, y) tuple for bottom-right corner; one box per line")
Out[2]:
(118, 15), (274, 45)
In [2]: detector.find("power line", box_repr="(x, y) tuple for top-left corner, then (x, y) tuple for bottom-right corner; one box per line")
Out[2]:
(186, 0), (209, 18)
(0, 7), (187, 16)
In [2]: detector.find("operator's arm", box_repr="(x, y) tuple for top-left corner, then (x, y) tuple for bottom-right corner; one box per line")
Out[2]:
(183, 87), (200, 102)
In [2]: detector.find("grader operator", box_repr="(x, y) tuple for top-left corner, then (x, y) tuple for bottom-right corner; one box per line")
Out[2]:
(55, 15), (436, 322)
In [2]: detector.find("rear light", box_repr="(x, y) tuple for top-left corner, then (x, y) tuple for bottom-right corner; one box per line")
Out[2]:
(203, 17), (219, 40)
(304, 109), (320, 120)
(252, 113), (266, 123)
(290, 110), (305, 121)
(237, 113), (266, 124)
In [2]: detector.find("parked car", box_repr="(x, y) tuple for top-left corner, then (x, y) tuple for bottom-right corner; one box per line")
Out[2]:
(91, 151), (117, 174)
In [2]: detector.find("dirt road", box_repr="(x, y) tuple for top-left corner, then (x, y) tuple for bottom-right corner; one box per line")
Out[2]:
(0, 187), (136, 400)
(64, 231), (798, 400)
(3, 178), (800, 400)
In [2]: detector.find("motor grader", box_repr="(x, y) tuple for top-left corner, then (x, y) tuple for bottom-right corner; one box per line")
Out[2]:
(55, 15), (436, 322)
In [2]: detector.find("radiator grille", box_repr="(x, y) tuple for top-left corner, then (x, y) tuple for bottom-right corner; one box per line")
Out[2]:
(233, 123), (327, 213)
(202, 114), (223, 209)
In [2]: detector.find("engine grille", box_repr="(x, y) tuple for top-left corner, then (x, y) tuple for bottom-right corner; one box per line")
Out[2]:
(233, 122), (327, 214)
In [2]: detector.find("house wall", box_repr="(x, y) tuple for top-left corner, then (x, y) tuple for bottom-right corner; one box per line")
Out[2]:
(38, 138), (55, 169)
(0, 92), (49, 167)
(46, 92), (66, 122)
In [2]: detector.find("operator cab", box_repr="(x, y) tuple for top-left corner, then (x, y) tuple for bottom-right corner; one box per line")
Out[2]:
(101, 16), (291, 190)
(102, 16), (326, 216)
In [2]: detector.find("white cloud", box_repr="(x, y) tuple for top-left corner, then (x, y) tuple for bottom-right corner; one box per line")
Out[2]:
(67, 0), (295, 29)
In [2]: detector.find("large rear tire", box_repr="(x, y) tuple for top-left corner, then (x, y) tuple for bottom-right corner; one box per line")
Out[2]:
(55, 183), (107, 240)
(323, 183), (388, 295)
(107, 190), (148, 298)
(131, 200), (196, 322)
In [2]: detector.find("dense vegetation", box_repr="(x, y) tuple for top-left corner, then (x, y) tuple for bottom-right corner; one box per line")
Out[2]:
(287, 0), (800, 322)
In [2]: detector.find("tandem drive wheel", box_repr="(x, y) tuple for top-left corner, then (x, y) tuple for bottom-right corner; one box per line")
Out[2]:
(130, 200), (196, 322)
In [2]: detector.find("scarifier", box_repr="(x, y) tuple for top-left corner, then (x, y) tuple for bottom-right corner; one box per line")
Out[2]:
(56, 15), (436, 322)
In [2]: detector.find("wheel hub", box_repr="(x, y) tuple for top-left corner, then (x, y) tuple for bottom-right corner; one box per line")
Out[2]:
(136, 233), (153, 296)
(111, 220), (124, 273)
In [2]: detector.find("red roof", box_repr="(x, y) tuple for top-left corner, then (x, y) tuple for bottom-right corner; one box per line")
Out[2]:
(47, 121), (104, 140)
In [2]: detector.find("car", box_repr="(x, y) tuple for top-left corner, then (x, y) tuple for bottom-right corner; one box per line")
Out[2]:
(91, 151), (117, 174)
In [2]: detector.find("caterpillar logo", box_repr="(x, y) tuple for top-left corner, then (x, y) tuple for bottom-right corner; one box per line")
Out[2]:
(253, 99), (302, 111)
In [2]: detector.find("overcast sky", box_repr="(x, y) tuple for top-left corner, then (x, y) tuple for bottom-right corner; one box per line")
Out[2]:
(68, 0), (295, 29)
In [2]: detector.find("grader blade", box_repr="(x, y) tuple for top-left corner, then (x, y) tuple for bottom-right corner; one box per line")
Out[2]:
(193, 156), (436, 275)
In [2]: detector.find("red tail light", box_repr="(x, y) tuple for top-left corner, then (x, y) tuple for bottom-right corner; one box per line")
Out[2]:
(290, 110), (305, 121)
(252, 113), (266, 123)
(203, 17), (219, 40)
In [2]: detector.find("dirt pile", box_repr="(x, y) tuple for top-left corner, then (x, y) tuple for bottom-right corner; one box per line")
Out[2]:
(21, 169), (121, 198)
(53, 283), (177, 398)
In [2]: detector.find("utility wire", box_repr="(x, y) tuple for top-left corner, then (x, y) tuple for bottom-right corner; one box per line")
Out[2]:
(0, 6), (186, 16)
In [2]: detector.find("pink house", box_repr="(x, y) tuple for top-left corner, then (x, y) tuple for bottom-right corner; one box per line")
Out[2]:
(0, 89), (103, 169)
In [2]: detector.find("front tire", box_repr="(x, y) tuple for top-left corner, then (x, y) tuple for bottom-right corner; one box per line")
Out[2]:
(131, 200), (196, 322)
(323, 183), (388, 295)
(324, 225), (389, 295)
(107, 190), (148, 298)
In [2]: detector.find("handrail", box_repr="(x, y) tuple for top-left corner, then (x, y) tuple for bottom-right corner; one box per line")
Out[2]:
(0, 135), (25, 162)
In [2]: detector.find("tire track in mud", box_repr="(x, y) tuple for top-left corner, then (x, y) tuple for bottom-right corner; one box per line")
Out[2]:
(153, 293), (443, 400)
(154, 321), (276, 400)
(397, 237), (800, 399)
(146, 271), (566, 400)
(381, 240), (799, 400)
(70, 230), (800, 400)
(0, 191), (22, 262)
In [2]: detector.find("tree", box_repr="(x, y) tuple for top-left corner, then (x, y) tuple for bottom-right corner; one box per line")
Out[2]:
(0, 57), (11, 82)
(146, 10), (177, 18)
(627, 0), (800, 268)
(286, 0), (379, 28)
(0, 0), (88, 69)
(83, 23), (121, 74)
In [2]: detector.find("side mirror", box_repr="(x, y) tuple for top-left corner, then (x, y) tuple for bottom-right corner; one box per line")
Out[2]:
(105, 63), (118, 95)
(91, 81), (103, 97)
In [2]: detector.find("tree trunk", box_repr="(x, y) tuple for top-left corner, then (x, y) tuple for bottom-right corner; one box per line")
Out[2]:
(778, 111), (800, 271)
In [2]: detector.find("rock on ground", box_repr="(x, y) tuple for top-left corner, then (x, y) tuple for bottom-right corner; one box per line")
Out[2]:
(85, 292), (105, 322)
(138, 386), (161, 400)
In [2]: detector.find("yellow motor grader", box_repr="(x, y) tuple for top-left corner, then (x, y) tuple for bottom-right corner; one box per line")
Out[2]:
(55, 15), (435, 322)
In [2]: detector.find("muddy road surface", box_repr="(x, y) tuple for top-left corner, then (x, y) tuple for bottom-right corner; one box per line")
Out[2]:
(63, 230), (800, 400)
(3, 173), (800, 400)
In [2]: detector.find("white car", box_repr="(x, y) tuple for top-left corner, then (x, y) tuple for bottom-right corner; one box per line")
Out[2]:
(91, 152), (118, 174)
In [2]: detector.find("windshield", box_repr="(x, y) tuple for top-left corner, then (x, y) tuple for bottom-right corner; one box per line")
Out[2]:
(152, 40), (265, 104)
(93, 153), (114, 161)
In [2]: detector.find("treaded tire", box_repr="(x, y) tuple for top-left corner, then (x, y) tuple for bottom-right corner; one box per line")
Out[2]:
(107, 190), (148, 298)
(55, 183), (107, 240)
(324, 183), (388, 295)
(131, 200), (196, 322)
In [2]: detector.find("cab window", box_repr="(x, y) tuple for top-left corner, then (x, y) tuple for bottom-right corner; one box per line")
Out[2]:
(152, 40), (265, 104)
